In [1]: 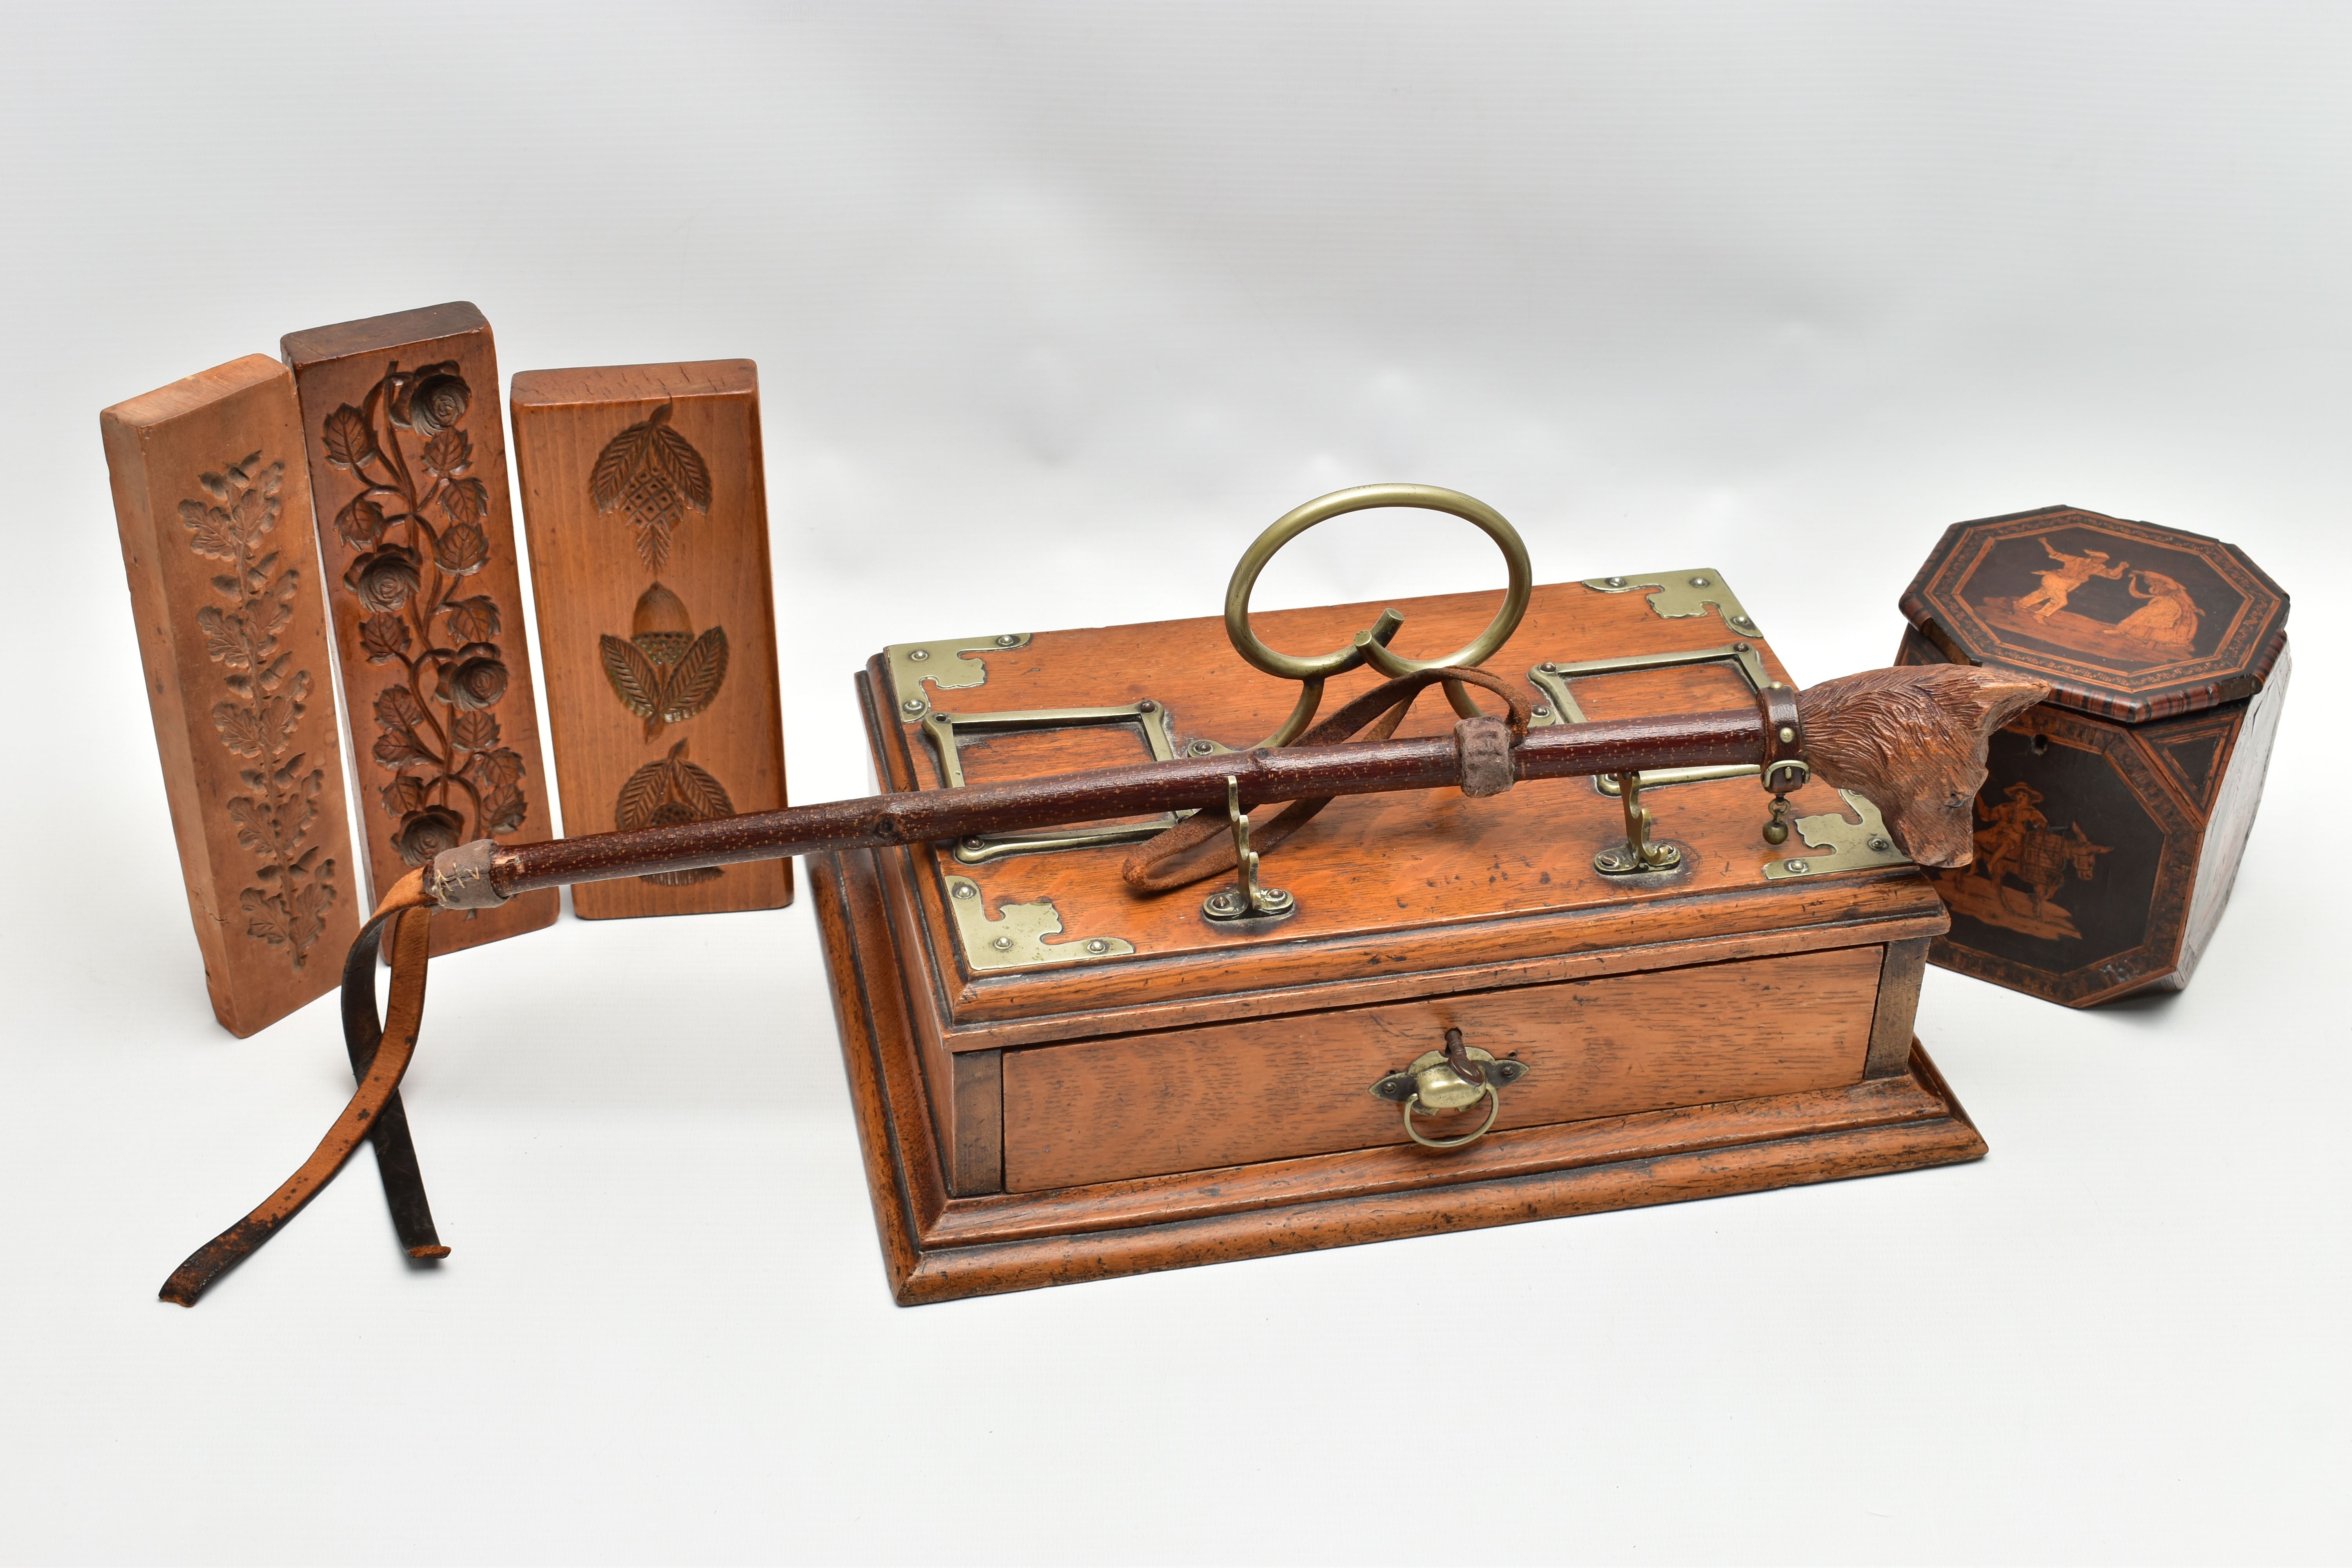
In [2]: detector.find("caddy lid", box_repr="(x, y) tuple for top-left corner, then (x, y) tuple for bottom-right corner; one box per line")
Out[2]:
(1899, 504), (2288, 724)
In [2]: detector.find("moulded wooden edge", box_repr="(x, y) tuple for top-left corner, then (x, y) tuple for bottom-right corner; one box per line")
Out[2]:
(813, 850), (1987, 1308)
(282, 301), (488, 366)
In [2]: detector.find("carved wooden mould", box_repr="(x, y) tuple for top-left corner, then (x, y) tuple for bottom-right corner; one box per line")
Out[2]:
(283, 303), (556, 954)
(508, 360), (790, 918)
(103, 356), (365, 1036)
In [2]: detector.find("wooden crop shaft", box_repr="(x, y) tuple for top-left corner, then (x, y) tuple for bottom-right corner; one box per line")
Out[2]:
(479, 710), (1752, 898)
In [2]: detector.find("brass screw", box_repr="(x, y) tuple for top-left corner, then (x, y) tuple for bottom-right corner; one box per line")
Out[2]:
(995, 634), (1020, 647)
(907, 648), (929, 661)
(1205, 892), (1239, 916)
(1869, 836), (1891, 852)
(1606, 576), (1626, 588)
(962, 838), (984, 851)
(1732, 614), (1755, 629)
(991, 935), (1013, 951)
(1733, 641), (1751, 652)
(1786, 858), (1810, 873)
(1690, 575), (1711, 588)
(1532, 705), (1551, 719)
(1085, 938), (1109, 955)
(1189, 739), (1215, 755)
(1138, 699), (1156, 711)
(901, 697), (925, 714)
(951, 882), (977, 898)
(1540, 661), (1561, 673)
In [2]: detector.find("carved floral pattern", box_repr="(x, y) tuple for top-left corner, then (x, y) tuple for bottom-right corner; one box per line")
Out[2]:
(319, 361), (528, 864)
(181, 453), (336, 967)
(616, 739), (732, 886)
(590, 408), (733, 887)
(590, 401), (710, 573)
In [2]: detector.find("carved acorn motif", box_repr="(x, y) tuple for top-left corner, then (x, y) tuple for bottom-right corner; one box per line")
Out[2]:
(600, 582), (728, 742)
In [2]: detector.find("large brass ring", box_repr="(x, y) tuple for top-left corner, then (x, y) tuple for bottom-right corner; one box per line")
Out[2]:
(1224, 485), (1534, 746)
(1402, 1081), (1502, 1151)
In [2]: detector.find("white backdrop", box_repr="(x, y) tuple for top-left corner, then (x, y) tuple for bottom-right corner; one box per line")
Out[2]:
(4, 4), (2347, 1563)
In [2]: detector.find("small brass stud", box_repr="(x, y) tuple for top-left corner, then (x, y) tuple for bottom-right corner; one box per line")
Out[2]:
(1085, 938), (1110, 955)
(1779, 725), (1796, 743)
(1138, 699), (1156, 711)
(1869, 836), (1891, 852)
(995, 634), (1020, 647)
(1690, 575), (1711, 588)
(991, 935), (1013, 951)
(951, 882), (977, 898)
(1606, 576), (1626, 588)
(1733, 641), (1751, 652)
(1786, 858), (1810, 873)
(907, 648), (929, 661)
(901, 697), (926, 714)
(1532, 705), (1551, 719)
(1189, 739), (1215, 755)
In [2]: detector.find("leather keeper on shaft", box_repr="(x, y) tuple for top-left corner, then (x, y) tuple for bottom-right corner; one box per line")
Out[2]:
(1755, 681), (1807, 795)
(1454, 715), (1516, 798)
(426, 839), (508, 910)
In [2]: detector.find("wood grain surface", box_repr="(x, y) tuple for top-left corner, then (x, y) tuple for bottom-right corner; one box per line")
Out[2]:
(1000, 946), (1883, 1190)
(814, 848), (1988, 1306)
(102, 356), (363, 1035)
(283, 302), (556, 955)
(509, 360), (789, 918)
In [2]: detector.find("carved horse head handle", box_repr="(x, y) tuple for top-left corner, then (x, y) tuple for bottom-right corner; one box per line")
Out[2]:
(1796, 666), (2051, 867)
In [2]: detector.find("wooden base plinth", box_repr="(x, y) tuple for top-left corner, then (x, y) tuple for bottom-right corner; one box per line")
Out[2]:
(815, 850), (1987, 1306)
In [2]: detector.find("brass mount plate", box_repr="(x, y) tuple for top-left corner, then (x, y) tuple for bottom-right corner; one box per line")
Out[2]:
(884, 633), (1033, 719)
(942, 874), (1136, 971)
(1581, 569), (1761, 638)
(1760, 791), (1913, 880)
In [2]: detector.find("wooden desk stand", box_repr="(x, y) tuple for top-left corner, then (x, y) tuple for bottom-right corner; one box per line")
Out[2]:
(813, 577), (1987, 1303)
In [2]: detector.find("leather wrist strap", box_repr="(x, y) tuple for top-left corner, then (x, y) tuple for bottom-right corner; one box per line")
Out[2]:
(161, 871), (443, 1306)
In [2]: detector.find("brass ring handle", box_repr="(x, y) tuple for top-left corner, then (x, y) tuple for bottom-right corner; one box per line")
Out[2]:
(1224, 484), (1535, 747)
(1402, 1081), (1502, 1150)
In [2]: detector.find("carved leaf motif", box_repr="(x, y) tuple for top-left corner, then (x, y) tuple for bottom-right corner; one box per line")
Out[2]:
(600, 635), (662, 721)
(614, 757), (670, 831)
(439, 476), (491, 527)
(374, 684), (428, 734)
(336, 497), (387, 547)
(590, 423), (652, 511)
(226, 795), (270, 853)
(480, 786), (528, 835)
(359, 612), (412, 662)
(373, 730), (429, 768)
(445, 595), (501, 641)
(669, 756), (733, 819)
(381, 775), (427, 817)
(213, 702), (269, 757)
(661, 626), (729, 722)
(473, 746), (527, 789)
(322, 405), (376, 470)
(196, 606), (249, 668)
(647, 417), (712, 512)
(182, 502), (238, 561)
(450, 710), (499, 751)
(434, 522), (490, 574)
(420, 427), (472, 477)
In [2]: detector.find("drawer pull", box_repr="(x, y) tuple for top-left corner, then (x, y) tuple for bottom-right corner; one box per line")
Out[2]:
(1369, 1029), (1527, 1151)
